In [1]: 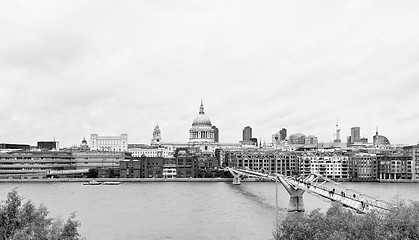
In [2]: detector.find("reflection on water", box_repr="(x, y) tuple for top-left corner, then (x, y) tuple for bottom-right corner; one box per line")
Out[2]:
(0, 181), (418, 240)
(227, 183), (287, 212)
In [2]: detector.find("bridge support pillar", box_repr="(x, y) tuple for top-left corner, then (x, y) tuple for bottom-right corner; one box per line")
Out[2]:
(233, 175), (241, 185)
(277, 176), (305, 212)
(227, 169), (242, 185)
(288, 190), (305, 212)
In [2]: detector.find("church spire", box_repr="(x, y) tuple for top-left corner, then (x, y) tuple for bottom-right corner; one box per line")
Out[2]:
(199, 99), (205, 115)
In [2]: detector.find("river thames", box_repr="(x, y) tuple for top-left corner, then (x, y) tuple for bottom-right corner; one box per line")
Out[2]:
(1, 181), (418, 240)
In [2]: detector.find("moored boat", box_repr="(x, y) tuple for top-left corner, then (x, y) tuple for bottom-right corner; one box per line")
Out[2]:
(102, 181), (121, 185)
(83, 179), (102, 185)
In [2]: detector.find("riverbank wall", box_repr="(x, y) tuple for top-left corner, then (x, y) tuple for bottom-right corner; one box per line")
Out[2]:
(1, 177), (418, 183)
(0, 178), (267, 183)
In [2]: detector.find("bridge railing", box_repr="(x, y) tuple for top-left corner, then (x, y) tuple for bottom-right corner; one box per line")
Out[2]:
(225, 167), (391, 213)
(288, 176), (391, 213)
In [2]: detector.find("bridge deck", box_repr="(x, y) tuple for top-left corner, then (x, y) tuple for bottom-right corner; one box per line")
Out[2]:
(288, 178), (390, 213)
(225, 167), (390, 213)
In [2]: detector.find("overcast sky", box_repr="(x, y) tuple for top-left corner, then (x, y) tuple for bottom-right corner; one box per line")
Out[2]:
(1, 0), (419, 147)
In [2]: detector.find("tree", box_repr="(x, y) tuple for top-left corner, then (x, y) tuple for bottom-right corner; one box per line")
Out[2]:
(86, 169), (98, 178)
(275, 201), (419, 240)
(0, 189), (83, 240)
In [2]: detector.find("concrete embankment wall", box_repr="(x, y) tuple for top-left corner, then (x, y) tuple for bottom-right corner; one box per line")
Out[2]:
(0, 178), (261, 183)
(379, 179), (419, 183)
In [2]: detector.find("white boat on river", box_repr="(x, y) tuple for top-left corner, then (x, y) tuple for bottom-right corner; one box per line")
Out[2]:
(101, 181), (121, 185)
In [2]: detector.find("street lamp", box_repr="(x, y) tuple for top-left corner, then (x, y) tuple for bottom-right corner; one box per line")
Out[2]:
(274, 135), (279, 236)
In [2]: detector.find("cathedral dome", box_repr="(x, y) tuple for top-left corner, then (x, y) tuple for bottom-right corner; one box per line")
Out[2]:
(373, 129), (390, 146)
(192, 114), (212, 126)
(189, 100), (215, 144)
(192, 100), (212, 127)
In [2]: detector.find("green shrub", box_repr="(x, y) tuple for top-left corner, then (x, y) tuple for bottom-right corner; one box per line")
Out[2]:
(274, 201), (419, 240)
(0, 189), (83, 240)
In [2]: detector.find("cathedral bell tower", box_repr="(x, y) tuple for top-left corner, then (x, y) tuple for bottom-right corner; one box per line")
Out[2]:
(151, 124), (162, 146)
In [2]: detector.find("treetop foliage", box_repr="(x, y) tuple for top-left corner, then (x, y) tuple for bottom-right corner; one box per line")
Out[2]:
(275, 201), (419, 240)
(0, 189), (84, 240)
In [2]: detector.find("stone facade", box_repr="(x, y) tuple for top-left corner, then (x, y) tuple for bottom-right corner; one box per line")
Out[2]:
(90, 134), (128, 152)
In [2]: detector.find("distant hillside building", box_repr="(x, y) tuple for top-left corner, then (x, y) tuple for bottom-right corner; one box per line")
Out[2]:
(37, 141), (59, 150)
(289, 133), (305, 145)
(272, 133), (280, 145)
(241, 126), (257, 146)
(90, 134), (128, 152)
(272, 128), (287, 145)
(305, 135), (318, 145)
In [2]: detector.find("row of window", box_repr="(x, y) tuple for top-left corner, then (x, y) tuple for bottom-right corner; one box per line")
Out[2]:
(0, 162), (72, 165)
(0, 168), (47, 170)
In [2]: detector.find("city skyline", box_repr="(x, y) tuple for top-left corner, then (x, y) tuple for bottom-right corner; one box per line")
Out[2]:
(1, 1), (419, 147)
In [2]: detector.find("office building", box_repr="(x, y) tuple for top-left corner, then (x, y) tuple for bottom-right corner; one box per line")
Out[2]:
(72, 150), (131, 171)
(272, 133), (280, 145)
(350, 127), (361, 144)
(299, 153), (349, 179)
(127, 145), (168, 158)
(305, 135), (318, 145)
(349, 153), (378, 180)
(90, 134), (128, 152)
(289, 133), (306, 145)
(223, 149), (298, 176)
(119, 159), (141, 178)
(0, 143), (31, 151)
(280, 128), (287, 141)
(37, 141), (59, 150)
(212, 126), (219, 143)
(242, 126), (252, 142)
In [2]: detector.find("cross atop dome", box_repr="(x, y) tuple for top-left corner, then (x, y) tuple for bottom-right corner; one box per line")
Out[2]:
(199, 99), (205, 115)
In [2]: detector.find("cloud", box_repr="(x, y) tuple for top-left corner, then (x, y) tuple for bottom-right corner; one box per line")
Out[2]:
(1, 0), (419, 146)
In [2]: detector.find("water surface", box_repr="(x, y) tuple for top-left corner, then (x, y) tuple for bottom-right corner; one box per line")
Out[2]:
(0, 181), (418, 240)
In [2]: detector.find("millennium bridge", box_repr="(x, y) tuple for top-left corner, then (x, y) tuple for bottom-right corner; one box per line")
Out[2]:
(225, 167), (390, 214)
